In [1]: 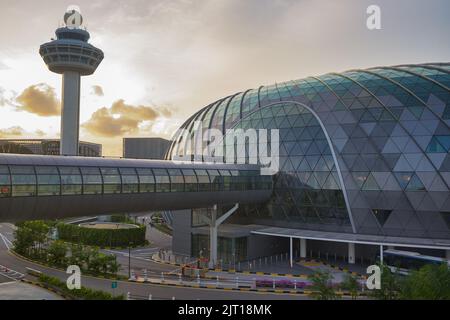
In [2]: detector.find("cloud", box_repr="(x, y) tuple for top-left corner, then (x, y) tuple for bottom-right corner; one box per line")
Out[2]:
(0, 126), (50, 139)
(0, 87), (6, 106)
(82, 99), (172, 137)
(15, 83), (60, 116)
(0, 60), (8, 70)
(35, 129), (46, 137)
(92, 85), (104, 96)
(0, 126), (25, 138)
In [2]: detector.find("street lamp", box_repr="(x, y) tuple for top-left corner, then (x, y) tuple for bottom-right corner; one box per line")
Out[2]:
(128, 241), (134, 279)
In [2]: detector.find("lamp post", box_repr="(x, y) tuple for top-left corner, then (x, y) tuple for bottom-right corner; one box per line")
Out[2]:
(128, 242), (133, 279)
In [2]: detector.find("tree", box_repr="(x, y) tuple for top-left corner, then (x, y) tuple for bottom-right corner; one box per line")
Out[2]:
(26, 221), (50, 258)
(399, 263), (450, 300)
(340, 274), (360, 300)
(47, 241), (68, 267)
(308, 270), (338, 300)
(13, 221), (49, 258)
(369, 264), (401, 300)
(13, 224), (34, 255)
(69, 243), (89, 268)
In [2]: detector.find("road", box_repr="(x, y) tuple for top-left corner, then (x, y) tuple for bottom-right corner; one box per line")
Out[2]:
(0, 223), (309, 300)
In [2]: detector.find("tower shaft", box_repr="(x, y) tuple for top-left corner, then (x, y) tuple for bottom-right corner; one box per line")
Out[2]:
(61, 71), (81, 156)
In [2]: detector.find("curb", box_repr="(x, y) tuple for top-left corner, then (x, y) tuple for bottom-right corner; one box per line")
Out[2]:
(21, 278), (73, 300)
(151, 257), (365, 279)
(128, 278), (368, 297)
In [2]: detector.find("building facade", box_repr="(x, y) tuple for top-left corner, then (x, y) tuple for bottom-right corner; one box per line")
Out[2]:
(123, 137), (171, 160)
(0, 139), (102, 157)
(167, 62), (450, 263)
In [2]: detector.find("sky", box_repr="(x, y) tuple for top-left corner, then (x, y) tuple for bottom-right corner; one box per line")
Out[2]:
(0, 0), (449, 156)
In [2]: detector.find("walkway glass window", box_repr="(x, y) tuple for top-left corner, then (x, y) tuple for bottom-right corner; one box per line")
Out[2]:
(0, 165), (11, 198)
(219, 169), (232, 191)
(167, 169), (184, 192)
(36, 166), (60, 196)
(137, 168), (155, 193)
(101, 168), (121, 194)
(120, 168), (139, 193)
(195, 169), (211, 192)
(59, 167), (82, 195)
(153, 168), (170, 192)
(10, 166), (36, 197)
(81, 167), (103, 195)
(207, 169), (222, 191)
(182, 169), (198, 192)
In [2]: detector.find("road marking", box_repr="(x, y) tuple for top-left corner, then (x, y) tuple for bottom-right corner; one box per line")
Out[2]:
(0, 264), (25, 281)
(0, 233), (12, 250)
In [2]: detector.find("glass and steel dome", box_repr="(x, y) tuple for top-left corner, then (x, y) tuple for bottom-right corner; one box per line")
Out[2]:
(167, 63), (450, 239)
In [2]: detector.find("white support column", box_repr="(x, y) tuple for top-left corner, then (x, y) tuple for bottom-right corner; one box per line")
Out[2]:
(348, 243), (355, 264)
(300, 238), (306, 258)
(209, 224), (217, 269)
(209, 204), (239, 269)
(380, 245), (384, 265)
(289, 237), (293, 268)
(61, 71), (81, 156)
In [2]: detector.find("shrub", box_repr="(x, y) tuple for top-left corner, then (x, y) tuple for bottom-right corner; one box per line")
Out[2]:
(57, 223), (146, 248)
(38, 274), (124, 300)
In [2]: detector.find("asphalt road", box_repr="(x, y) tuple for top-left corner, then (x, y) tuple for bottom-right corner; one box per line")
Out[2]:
(0, 223), (308, 300)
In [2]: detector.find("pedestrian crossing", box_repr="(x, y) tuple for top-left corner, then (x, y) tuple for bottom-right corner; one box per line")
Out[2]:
(0, 265), (25, 281)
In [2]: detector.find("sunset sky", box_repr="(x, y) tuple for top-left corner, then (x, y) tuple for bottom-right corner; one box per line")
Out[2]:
(0, 0), (449, 156)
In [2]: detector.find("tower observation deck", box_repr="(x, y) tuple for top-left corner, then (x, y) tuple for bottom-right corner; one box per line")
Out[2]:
(39, 7), (104, 156)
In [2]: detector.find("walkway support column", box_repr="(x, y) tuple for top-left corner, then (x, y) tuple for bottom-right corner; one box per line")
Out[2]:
(348, 243), (355, 264)
(380, 245), (384, 265)
(209, 203), (239, 269)
(300, 238), (306, 258)
(289, 237), (293, 268)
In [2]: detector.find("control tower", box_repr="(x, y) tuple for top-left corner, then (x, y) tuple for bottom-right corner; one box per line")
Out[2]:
(39, 7), (104, 156)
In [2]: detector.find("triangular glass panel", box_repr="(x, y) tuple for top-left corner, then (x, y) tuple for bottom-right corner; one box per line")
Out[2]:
(351, 172), (369, 189)
(362, 173), (380, 191)
(426, 136), (446, 153)
(394, 172), (413, 190)
(440, 212), (450, 230)
(406, 174), (426, 191)
(372, 209), (392, 226)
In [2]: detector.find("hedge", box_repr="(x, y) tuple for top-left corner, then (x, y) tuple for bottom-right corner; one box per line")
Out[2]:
(57, 223), (146, 247)
(38, 274), (124, 300)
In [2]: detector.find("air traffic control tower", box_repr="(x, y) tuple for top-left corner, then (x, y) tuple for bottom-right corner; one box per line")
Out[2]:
(39, 7), (104, 156)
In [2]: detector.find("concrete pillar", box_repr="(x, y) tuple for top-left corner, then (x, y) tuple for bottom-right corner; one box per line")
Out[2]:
(300, 238), (307, 258)
(380, 245), (384, 265)
(61, 71), (81, 156)
(348, 243), (355, 264)
(208, 204), (239, 269)
(209, 225), (217, 268)
(209, 206), (217, 269)
(289, 237), (293, 268)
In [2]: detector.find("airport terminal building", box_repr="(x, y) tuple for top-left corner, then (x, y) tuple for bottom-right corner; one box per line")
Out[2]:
(1, 62), (450, 265)
(166, 62), (450, 263)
